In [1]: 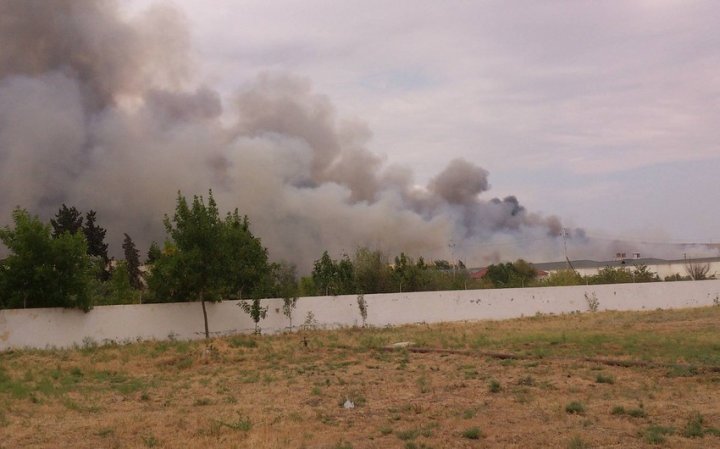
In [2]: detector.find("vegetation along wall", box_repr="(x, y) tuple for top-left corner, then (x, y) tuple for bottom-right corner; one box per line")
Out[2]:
(1, 280), (719, 350)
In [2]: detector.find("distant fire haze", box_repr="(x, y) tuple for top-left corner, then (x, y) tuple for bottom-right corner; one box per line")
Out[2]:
(0, 0), (714, 270)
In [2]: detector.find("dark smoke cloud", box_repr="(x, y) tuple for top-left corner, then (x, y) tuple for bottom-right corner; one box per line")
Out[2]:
(0, 0), (605, 270)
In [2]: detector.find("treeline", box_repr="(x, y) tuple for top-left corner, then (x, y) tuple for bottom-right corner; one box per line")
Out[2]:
(0, 191), (711, 317)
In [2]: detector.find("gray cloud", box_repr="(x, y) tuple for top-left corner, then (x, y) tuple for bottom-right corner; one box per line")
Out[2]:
(3, 0), (714, 271)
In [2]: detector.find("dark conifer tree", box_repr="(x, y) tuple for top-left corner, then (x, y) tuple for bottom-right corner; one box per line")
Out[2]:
(146, 241), (162, 265)
(122, 233), (143, 289)
(50, 204), (83, 238)
(83, 210), (109, 263)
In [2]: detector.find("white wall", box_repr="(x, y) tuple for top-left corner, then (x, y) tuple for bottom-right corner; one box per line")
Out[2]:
(1, 280), (719, 350)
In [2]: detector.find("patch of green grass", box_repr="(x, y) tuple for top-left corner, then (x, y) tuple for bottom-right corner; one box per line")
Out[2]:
(683, 412), (705, 438)
(228, 335), (258, 348)
(488, 379), (501, 393)
(567, 435), (590, 449)
(565, 401), (586, 415)
(396, 429), (419, 441)
(379, 426), (393, 436)
(461, 426), (484, 440)
(641, 425), (674, 445)
(142, 434), (159, 448)
(193, 398), (212, 406)
(666, 365), (698, 378)
(214, 413), (252, 431)
(595, 373), (614, 384)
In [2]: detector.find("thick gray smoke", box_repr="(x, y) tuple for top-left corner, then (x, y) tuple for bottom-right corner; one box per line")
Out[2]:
(4, 0), (673, 270)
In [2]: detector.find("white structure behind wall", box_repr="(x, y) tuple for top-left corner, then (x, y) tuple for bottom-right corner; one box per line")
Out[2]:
(1, 280), (719, 350)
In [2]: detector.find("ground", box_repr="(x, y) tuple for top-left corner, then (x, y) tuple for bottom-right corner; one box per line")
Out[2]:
(2, 306), (720, 448)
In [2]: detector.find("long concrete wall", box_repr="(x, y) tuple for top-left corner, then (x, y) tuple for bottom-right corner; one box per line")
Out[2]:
(1, 280), (719, 350)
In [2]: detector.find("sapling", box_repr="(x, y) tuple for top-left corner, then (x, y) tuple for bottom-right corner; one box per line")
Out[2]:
(357, 294), (368, 327)
(238, 298), (268, 334)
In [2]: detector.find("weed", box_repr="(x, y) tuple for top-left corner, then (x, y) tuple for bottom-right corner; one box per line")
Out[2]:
(565, 401), (586, 415)
(461, 426), (484, 440)
(228, 335), (258, 348)
(142, 434), (159, 447)
(666, 365), (698, 378)
(396, 429), (419, 441)
(214, 413), (252, 431)
(96, 428), (114, 438)
(193, 398), (212, 406)
(488, 379), (501, 393)
(611, 406), (625, 415)
(595, 374), (614, 384)
(518, 375), (534, 386)
(683, 412), (705, 438)
(379, 426), (393, 436)
(627, 408), (647, 418)
(462, 408), (477, 419)
(567, 435), (590, 449)
(584, 292), (599, 312)
(333, 441), (353, 449)
(642, 425), (674, 444)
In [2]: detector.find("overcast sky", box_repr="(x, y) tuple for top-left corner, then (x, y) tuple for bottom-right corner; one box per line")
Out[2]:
(124, 0), (720, 245)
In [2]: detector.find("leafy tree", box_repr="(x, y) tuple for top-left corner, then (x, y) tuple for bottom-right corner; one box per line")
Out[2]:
(0, 208), (92, 310)
(146, 241), (162, 265)
(238, 298), (268, 334)
(393, 252), (424, 292)
(483, 260), (538, 288)
(311, 251), (354, 295)
(90, 261), (141, 305)
(353, 247), (391, 294)
(50, 204), (83, 238)
(147, 191), (272, 338)
(122, 233), (143, 290)
(588, 266), (633, 285)
(632, 264), (660, 283)
(539, 269), (583, 287)
(273, 262), (299, 329)
(433, 259), (451, 270)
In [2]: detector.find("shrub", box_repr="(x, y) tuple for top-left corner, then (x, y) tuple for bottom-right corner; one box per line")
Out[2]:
(565, 401), (586, 415)
(461, 427), (484, 440)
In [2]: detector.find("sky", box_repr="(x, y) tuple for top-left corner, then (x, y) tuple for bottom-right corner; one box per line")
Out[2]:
(132, 0), (719, 243)
(1, 0), (718, 269)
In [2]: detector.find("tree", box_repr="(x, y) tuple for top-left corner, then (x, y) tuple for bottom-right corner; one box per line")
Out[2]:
(122, 233), (143, 290)
(483, 260), (538, 288)
(50, 204), (83, 238)
(146, 241), (162, 265)
(353, 247), (391, 294)
(0, 208), (92, 310)
(311, 251), (355, 295)
(273, 262), (299, 329)
(83, 210), (110, 280)
(238, 298), (268, 334)
(147, 191), (272, 338)
(685, 260), (712, 280)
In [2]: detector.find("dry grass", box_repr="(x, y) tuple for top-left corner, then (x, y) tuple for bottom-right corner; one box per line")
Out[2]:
(2, 306), (720, 448)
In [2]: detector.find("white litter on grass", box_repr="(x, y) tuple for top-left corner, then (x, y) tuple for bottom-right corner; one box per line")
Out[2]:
(387, 341), (414, 348)
(343, 398), (355, 409)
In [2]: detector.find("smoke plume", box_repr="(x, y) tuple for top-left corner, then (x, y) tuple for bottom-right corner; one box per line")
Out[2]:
(4, 0), (695, 271)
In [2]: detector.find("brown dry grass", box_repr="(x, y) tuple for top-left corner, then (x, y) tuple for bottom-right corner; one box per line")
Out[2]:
(2, 306), (720, 448)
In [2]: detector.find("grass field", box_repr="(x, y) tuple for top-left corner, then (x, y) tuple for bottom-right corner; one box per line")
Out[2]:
(2, 306), (720, 448)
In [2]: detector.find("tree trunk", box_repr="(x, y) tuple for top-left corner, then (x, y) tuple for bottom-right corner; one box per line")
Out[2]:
(200, 294), (209, 339)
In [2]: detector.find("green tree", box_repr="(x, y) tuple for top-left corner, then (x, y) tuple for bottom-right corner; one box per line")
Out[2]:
(588, 266), (633, 285)
(122, 233), (143, 290)
(539, 269), (583, 287)
(147, 191), (272, 338)
(0, 208), (92, 310)
(311, 251), (355, 295)
(353, 247), (391, 294)
(146, 241), (162, 265)
(83, 211), (109, 262)
(273, 262), (299, 329)
(50, 204), (83, 238)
